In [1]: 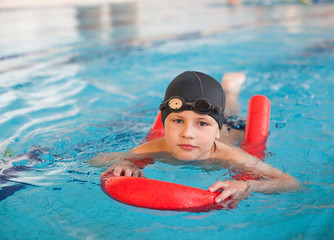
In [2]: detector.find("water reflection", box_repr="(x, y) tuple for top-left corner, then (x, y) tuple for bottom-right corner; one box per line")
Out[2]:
(76, 2), (139, 44)
(1, 1), (333, 55)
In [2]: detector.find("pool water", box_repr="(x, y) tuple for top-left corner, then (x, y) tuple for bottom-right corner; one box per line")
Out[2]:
(1, 0), (334, 239)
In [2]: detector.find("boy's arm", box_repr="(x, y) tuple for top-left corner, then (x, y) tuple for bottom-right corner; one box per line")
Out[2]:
(223, 145), (300, 193)
(210, 145), (300, 207)
(89, 137), (165, 167)
(242, 157), (300, 194)
(88, 152), (122, 167)
(90, 139), (165, 177)
(102, 137), (166, 177)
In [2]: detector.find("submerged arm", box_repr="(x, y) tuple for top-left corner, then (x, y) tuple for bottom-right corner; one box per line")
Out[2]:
(243, 157), (300, 194)
(209, 146), (300, 207)
(89, 137), (167, 168)
(89, 146), (158, 177)
(88, 150), (138, 175)
(88, 152), (124, 167)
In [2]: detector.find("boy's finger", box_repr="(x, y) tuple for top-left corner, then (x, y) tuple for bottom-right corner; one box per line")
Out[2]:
(100, 169), (115, 178)
(124, 168), (133, 177)
(138, 170), (146, 178)
(215, 189), (235, 203)
(208, 181), (228, 192)
(113, 167), (123, 176)
(133, 168), (140, 177)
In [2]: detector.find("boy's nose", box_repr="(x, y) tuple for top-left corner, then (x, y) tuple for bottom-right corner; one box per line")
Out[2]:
(181, 123), (195, 139)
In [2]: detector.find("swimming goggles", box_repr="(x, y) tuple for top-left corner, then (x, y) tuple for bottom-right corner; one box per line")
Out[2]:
(159, 96), (223, 114)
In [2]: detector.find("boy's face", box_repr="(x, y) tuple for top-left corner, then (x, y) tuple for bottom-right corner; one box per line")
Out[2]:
(164, 111), (220, 161)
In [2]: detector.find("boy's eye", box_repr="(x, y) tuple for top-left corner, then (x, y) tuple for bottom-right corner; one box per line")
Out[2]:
(198, 121), (209, 127)
(173, 119), (183, 124)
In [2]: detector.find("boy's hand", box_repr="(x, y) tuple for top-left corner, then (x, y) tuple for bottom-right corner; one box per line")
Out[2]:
(101, 160), (145, 178)
(208, 180), (250, 208)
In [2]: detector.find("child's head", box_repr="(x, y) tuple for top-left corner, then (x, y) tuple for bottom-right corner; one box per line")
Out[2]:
(160, 71), (225, 129)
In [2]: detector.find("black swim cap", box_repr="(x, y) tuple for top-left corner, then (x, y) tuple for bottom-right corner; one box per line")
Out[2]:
(160, 71), (225, 129)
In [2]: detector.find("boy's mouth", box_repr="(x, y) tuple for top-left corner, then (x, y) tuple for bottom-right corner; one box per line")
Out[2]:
(178, 144), (197, 151)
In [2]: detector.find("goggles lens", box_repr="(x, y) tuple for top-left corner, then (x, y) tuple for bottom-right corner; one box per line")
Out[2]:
(194, 99), (212, 112)
(160, 97), (222, 114)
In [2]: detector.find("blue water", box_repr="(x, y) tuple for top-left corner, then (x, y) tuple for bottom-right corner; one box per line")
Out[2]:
(1, 1), (334, 239)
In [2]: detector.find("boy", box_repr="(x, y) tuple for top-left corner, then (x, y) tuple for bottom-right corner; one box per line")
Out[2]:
(92, 71), (299, 208)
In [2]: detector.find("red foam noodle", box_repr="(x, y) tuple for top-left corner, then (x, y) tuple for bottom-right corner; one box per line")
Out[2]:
(244, 95), (270, 145)
(241, 95), (270, 159)
(145, 111), (165, 142)
(101, 175), (221, 212)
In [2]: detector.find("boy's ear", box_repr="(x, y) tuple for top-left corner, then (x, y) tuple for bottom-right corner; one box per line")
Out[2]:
(215, 129), (221, 140)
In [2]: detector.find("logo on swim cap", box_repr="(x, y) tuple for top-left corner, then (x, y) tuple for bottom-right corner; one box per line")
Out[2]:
(167, 97), (183, 110)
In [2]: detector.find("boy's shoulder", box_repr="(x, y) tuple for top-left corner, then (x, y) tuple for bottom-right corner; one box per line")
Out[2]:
(214, 141), (249, 161)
